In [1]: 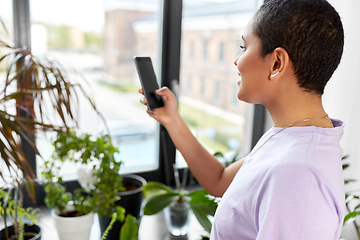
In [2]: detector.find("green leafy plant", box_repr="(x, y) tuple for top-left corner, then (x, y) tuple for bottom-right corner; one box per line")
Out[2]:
(142, 182), (218, 235)
(342, 155), (360, 239)
(120, 214), (140, 240)
(213, 151), (239, 167)
(101, 213), (118, 240)
(0, 17), (105, 240)
(119, 151), (239, 239)
(119, 182), (217, 240)
(0, 39), (101, 183)
(0, 188), (39, 240)
(41, 130), (125, 221)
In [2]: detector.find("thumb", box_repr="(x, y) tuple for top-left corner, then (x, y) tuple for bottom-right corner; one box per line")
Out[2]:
(155, 87), (175, 100)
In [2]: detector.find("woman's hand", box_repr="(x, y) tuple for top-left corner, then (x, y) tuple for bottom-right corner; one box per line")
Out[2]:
(139, 87), (179, 127)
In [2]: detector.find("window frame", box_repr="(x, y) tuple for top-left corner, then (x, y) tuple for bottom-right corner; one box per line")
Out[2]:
(15, 0), (267, 186)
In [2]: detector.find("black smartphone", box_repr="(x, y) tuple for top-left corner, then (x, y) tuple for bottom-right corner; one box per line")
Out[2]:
(134, 56), (164, 110)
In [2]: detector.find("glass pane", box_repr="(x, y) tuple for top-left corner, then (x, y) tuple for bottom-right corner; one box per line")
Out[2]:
(0, 1), (13, 44)
(177, 0), (258, 167)
(31, 0), (161, 180)
(0, 0), (15, 183)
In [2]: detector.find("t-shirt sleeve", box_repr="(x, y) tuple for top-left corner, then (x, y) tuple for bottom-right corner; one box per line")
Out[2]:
(255, 164), (341, 240)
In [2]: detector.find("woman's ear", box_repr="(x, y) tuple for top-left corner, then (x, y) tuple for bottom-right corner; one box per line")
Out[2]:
(269, 47), (290, 80)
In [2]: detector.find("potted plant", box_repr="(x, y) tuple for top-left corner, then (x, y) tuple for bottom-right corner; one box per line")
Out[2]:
(119, 180), (217, 239)
(98, 174), (146, 240)
(41, 130), (146, 240)
(0, 19), (105, 240)
(0, 36), (100, 184)
(42, 159), (96, 240)
(141, 167), (218, 238)
(0, 187), (41, 240)
(342, 155), (360, 240)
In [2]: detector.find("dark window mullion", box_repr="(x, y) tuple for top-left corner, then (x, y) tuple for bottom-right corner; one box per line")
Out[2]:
(158, 0), (183, 186)
(136, 0), (183, 185)
(13, 0), (37, 177)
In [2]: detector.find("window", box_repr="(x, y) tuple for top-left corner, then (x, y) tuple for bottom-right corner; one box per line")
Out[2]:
(200, 76), (206, 98)
(219, 42), (224, 62)
(177, 0), (257, 168)
(214, 81), (221, 104)
(203, 41), (208, 61)
(187, 75), (192, 95)
(189, 41), (195, 60)
(0, 0), (14, 182)
(7, 0), (265, 185)
(30, 0), (162, 179)
(0, 1), (13, 46)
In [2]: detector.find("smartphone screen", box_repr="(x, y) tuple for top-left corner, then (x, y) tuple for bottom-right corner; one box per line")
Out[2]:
(134, 56), (164, 110)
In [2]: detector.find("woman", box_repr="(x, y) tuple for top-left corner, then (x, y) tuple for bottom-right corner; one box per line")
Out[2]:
(140, 0), (345, 239)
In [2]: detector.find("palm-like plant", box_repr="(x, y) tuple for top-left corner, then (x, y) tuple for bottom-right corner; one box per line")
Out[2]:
(0, 36), (102, 184)
(0, 17), (106, 240)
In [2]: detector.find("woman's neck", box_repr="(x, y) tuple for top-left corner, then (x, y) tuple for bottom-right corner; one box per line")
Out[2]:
(266, 92), (333, 128)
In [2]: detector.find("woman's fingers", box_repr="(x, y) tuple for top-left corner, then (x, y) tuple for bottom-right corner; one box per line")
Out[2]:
(139, 88), (147, 105)
(140, 97), (147, 105)
(155, 87), (175, 101)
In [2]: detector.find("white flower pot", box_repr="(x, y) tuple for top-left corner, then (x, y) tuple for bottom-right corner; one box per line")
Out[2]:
(51, 207), (94, 240)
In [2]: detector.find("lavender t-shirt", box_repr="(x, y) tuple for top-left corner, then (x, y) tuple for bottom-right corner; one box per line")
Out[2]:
(211, 119), (345, 240)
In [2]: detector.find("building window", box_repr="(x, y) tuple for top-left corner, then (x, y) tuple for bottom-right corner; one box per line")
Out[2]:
(187, 75), (192, 95)
(200, 76), (205, 98)
(190, 41), (195, 60)
(219, 42), (224, 62)
(30, 0), (162, 177)
(214, 81), (221, 103)
(178, 1), (257, 167)
(203, 41), (208, 61)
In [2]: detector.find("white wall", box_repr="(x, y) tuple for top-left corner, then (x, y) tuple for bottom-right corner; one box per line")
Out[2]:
(323, 0), (360, 238)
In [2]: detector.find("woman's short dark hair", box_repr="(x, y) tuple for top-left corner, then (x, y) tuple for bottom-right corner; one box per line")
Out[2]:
(253, 0), (344, 95)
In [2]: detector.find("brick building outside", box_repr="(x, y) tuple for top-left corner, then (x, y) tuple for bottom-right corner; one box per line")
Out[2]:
(103, 0), (256, 118)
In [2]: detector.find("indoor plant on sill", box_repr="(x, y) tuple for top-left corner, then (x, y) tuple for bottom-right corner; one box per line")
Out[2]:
(41, 130), (146, 240)
(0, 187), (41, 240)
(342, 155), (360, 240)
(141, 167), (218, 238)
(0, 27), (101, 240)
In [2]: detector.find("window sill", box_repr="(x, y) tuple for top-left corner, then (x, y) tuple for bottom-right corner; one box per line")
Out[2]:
(0, 206), (207, 240)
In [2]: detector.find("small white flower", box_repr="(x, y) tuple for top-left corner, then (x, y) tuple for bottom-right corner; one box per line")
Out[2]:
(77, 168), (95, 193)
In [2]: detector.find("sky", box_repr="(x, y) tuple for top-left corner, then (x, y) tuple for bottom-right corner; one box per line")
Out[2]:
(0, 0), (105, 33)
(0, 0), (238, 33)
(31, 0), (105, 33)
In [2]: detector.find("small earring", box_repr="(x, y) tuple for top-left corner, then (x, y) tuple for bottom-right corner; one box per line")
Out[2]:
(270, 72), (280, 78)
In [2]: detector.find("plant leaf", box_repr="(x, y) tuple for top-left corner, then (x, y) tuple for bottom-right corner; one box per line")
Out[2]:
(0, 42), (107, 182)
(354, 204), (360, 211)
(120, 214), (139, 240)
(345, 194), (359, 203)
(143, 193), (179, 215)
(190, 204), (213, 234)
(344, 179), (357, 184)
(142, 182), (176, 199)
(213, 152), (224, 158)
(344, 211), (359, 224)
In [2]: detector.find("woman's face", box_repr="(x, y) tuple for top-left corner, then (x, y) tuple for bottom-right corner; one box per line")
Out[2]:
(234, 19), (272, 104)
